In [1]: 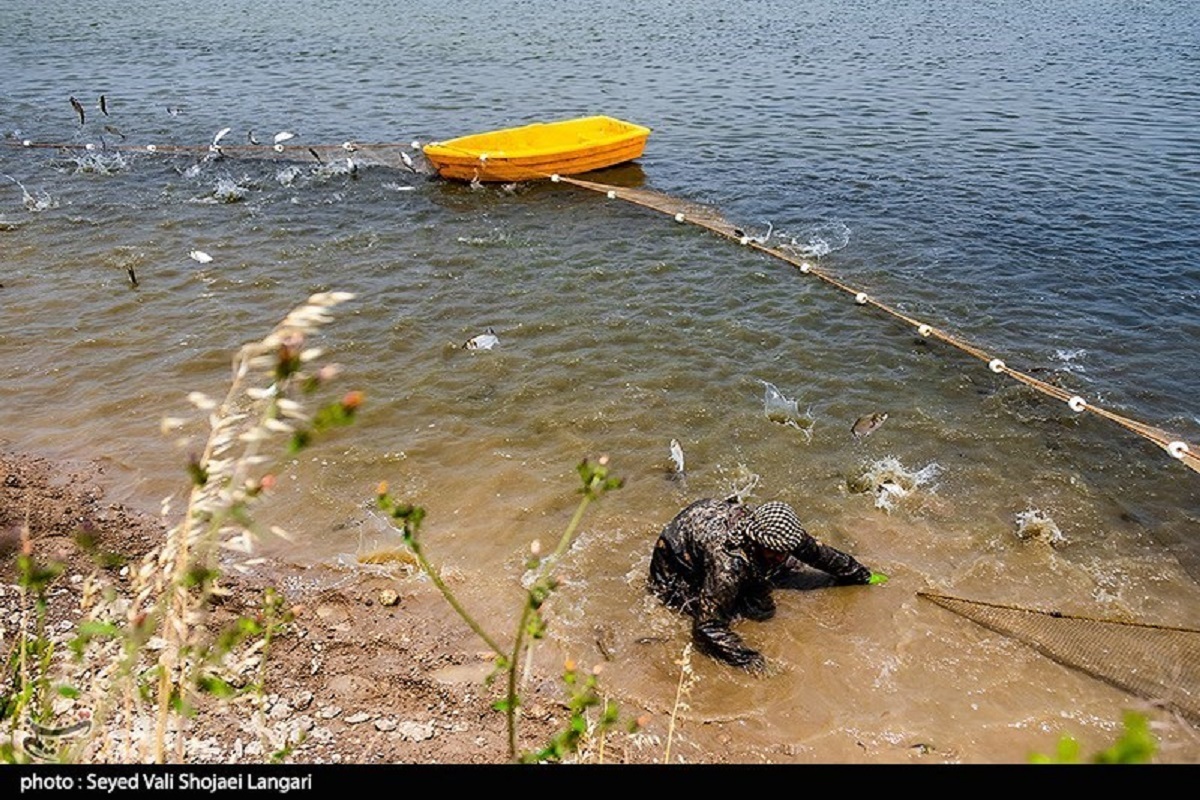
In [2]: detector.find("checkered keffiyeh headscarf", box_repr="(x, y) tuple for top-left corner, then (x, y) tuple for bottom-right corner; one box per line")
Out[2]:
(729, 501), (810, 552)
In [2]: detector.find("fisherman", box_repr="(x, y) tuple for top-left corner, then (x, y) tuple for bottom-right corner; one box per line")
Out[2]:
(648, 496), (880, 672)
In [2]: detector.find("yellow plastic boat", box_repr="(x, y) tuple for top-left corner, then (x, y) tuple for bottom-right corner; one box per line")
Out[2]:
(422, 115), (651, 182)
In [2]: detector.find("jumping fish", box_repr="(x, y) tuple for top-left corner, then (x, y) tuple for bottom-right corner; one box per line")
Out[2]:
(273, 131), (296, 152)
(851, 412), (888, 439)
(69, 96), (85, 126)
(210, 127), (232, 154)
(462, 327), (499, 350)
(669, 439), (685, 475)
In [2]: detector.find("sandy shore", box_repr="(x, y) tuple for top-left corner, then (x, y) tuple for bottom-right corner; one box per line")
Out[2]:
(0, 447), (682, 765)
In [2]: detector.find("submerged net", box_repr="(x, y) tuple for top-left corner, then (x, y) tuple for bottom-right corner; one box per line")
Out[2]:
(919, 591), (1200, 726)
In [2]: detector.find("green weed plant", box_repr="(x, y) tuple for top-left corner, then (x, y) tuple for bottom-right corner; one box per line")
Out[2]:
(377, 456), (637, 762)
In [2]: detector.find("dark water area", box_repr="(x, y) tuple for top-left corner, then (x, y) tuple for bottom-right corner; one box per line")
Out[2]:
(2, 0), (1198, 762)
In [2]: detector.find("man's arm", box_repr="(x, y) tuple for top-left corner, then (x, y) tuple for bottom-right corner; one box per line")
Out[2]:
(790, 536), (872, 585)
(693, 618), (766, 672)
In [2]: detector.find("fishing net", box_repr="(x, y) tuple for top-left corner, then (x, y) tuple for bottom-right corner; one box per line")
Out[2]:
(559, 176), (742, 238)
(8, 139), (1199, 477)
(919, 591), (1200, 726)
(558, 175), (1200, 479)
(9, 140), (424, 172)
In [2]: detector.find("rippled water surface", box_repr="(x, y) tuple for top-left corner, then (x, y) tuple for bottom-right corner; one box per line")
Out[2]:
(2, 0), (1199, 763)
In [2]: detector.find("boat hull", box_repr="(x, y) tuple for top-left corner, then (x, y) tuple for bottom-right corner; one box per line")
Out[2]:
(422, 116), (651, 182)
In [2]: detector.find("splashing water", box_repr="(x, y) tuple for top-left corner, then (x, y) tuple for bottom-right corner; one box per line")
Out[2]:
(276, 165), (304, 186)
(60, 151), (128, 175)
(5, 174), (55, 212)
(1014, 507), (1067, 547)
(203, 177), (250, 204)
(760, 380), (813, 439)
(1052, 348), (1090, 378)
(718, 464), (761, 503)
(779, 221), (852, 259)
(848, 456), (941, 513)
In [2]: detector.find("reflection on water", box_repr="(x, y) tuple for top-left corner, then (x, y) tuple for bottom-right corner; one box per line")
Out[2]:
(2, 0), (1198, 763)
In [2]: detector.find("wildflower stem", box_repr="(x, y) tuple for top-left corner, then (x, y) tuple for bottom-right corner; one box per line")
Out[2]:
(405, 536), (504, 656)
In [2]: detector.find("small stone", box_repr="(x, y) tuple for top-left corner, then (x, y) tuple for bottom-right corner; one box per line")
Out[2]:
(379, 589), (399, 607)
(396, 721), (436, 741)
(316, 705), (342, 720)
(374, 718), (397, 732)
(345, 712), (372, 725)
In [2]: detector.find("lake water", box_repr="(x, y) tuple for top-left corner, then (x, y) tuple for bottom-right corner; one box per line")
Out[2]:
(2, 0), (1199, 763)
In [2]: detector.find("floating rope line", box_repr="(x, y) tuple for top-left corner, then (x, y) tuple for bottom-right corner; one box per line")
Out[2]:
(5, 138), (424, 172)
(920, 591), (1200, 725)
(554, 174), (1200, 477)
(7, 135), (1196, 475)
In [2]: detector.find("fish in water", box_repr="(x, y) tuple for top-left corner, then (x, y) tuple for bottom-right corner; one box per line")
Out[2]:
(248, 130), (261, 145)
(210, 127), (232, 154)
(273, 131), (296, 152)
(669, 439), (685, 475)
(98, 94), (109, 116)
(69, 96), (85, 126)
(851, 412), (888, 439)
(462, 327), (499, 350)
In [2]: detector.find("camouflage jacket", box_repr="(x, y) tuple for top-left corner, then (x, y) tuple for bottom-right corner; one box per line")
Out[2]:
(648, 497), (870, 672)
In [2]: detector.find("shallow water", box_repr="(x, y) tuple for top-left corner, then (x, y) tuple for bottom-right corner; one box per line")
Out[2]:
(2, 0), (1199, 762)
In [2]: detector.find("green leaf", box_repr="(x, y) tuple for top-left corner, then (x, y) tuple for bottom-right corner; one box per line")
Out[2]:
(868, 572), (889, 585)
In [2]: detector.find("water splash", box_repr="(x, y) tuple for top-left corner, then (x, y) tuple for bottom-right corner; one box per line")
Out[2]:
(277, 165), (304, 186)
(5, 174), (56, 212)
(1014, 506), (1067, 547)
(760, 380), (814, 440)
(718, 464), (760, 503)
(1052, 348), (1089, 378)
(192, 177), (250, 204)
(779, 221), (852, 259)
(848, 456), (941, 513)
(63, 151), (128, 175)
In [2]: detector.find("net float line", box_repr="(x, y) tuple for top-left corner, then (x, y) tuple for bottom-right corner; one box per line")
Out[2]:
(554, 174), (1200, 477)
(6, 135), (1195, 475)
